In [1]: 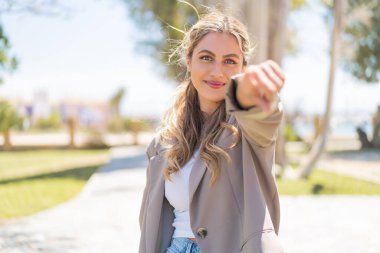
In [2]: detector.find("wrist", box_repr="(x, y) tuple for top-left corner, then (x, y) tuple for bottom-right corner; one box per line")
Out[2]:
(233, 75), (256, 110)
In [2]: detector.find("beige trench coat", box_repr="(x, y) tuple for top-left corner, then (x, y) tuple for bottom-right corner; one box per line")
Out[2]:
(139, 79), (285, 253)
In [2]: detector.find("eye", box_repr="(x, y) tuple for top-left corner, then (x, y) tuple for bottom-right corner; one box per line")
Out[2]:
(225, 59), (237, 65)
(200, 55), (213, 61)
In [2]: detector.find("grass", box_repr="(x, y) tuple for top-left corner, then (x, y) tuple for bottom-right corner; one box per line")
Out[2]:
(0, 149), (109, 180)
(0, 149), (109, 221)
(277, 169), (380, 195)
(0, 166), (99, 221)
(1, 147), (379, 221)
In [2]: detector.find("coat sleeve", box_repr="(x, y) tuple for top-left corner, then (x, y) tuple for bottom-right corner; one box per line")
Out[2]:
(225, 77), (284, 148)
(139, 136), (158, 230)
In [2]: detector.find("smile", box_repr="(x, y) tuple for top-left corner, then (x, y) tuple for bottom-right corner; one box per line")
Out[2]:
(204, 80), (226, 89)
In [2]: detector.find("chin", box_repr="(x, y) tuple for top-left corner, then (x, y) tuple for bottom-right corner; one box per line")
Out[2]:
(209, 97), (225, 104)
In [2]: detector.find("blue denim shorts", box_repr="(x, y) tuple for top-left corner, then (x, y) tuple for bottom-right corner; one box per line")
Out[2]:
(166, 237), (201, 253)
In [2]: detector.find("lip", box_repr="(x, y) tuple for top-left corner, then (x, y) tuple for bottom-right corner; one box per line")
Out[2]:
(204, 80), (226, 89)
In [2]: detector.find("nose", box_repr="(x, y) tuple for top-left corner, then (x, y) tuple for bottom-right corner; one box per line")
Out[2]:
(210, 62), (223, 78)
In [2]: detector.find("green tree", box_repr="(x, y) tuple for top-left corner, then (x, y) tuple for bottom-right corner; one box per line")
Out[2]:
(0, 25), (18, 85)
(0, 100), (22, 150)
(316, 0), (380, 83)
(122, 0), (200, 80)
(0, 0), (68, 85)
(335, 0), (380, 148)
(34, 110), (61, 130)
(342, 0), (380, 83)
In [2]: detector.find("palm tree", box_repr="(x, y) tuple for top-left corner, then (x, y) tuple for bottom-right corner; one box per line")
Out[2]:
(109, 87), (126, 117)
(295, 0), (343, 179)
(0, 100), (21, 150)
(225, 0), (291, 175)
(67, 116), (76, 148)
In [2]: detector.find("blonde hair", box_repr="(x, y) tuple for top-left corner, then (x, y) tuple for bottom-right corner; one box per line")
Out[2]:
(159, 10), (253, 185)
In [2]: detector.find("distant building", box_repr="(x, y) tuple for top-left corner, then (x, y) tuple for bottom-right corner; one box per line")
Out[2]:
(3, 92), (111, 130)
(32, 90), (51, 125)
(58, 98), (111, 128)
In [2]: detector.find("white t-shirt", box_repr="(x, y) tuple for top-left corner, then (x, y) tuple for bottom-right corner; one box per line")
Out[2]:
(164, 149), (200, 238)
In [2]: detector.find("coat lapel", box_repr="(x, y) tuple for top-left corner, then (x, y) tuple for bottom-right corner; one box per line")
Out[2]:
(188, 156), (207, 205)
(189, 115), (237, 204)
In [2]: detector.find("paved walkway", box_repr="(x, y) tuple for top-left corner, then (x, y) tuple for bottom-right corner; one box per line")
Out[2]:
(0, 146), (147, 253)
(1, 147), (380, 253)
(319, 150), (380, 184)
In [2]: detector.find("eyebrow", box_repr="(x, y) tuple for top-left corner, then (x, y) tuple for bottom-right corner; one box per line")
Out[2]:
(197, 49), (240, 59)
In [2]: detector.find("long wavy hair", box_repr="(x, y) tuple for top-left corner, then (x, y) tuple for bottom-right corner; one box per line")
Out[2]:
(159, 10), (253, 185)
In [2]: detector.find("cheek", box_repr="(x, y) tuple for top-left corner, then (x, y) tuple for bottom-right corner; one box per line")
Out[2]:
(190, 72), (203, 94)
(191, 62), (208, 74)
(227, 66), (244, 77)
(190, 64), (208, 83)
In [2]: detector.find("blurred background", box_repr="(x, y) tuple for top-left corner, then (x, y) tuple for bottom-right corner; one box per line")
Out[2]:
(0, 0), (379, 252)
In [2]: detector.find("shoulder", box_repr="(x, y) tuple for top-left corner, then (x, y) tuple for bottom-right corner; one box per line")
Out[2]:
(145, 133), (162, 159)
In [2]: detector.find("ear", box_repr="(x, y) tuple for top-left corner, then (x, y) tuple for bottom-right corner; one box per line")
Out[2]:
(186, 57), (192, 72)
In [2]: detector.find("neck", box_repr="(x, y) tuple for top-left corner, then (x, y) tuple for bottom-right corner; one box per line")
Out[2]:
(200, 101), (220, 117)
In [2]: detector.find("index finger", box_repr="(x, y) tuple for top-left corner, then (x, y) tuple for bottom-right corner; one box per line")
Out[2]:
(266, 60), (285, 83)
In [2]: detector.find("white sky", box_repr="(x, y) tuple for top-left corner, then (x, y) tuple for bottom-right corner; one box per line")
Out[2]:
(0, 0), (379, 118)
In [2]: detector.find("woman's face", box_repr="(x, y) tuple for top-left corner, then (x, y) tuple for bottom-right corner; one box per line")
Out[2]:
(187, 32), (244, 115)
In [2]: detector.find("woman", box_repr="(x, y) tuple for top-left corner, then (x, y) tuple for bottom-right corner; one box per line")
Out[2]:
(139, 10), (285, 253)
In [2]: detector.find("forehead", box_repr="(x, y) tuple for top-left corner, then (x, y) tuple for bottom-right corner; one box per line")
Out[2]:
(193, 32), (242, 56)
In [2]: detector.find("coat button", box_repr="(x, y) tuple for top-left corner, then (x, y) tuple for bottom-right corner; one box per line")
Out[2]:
(197, 228), (207, 239)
